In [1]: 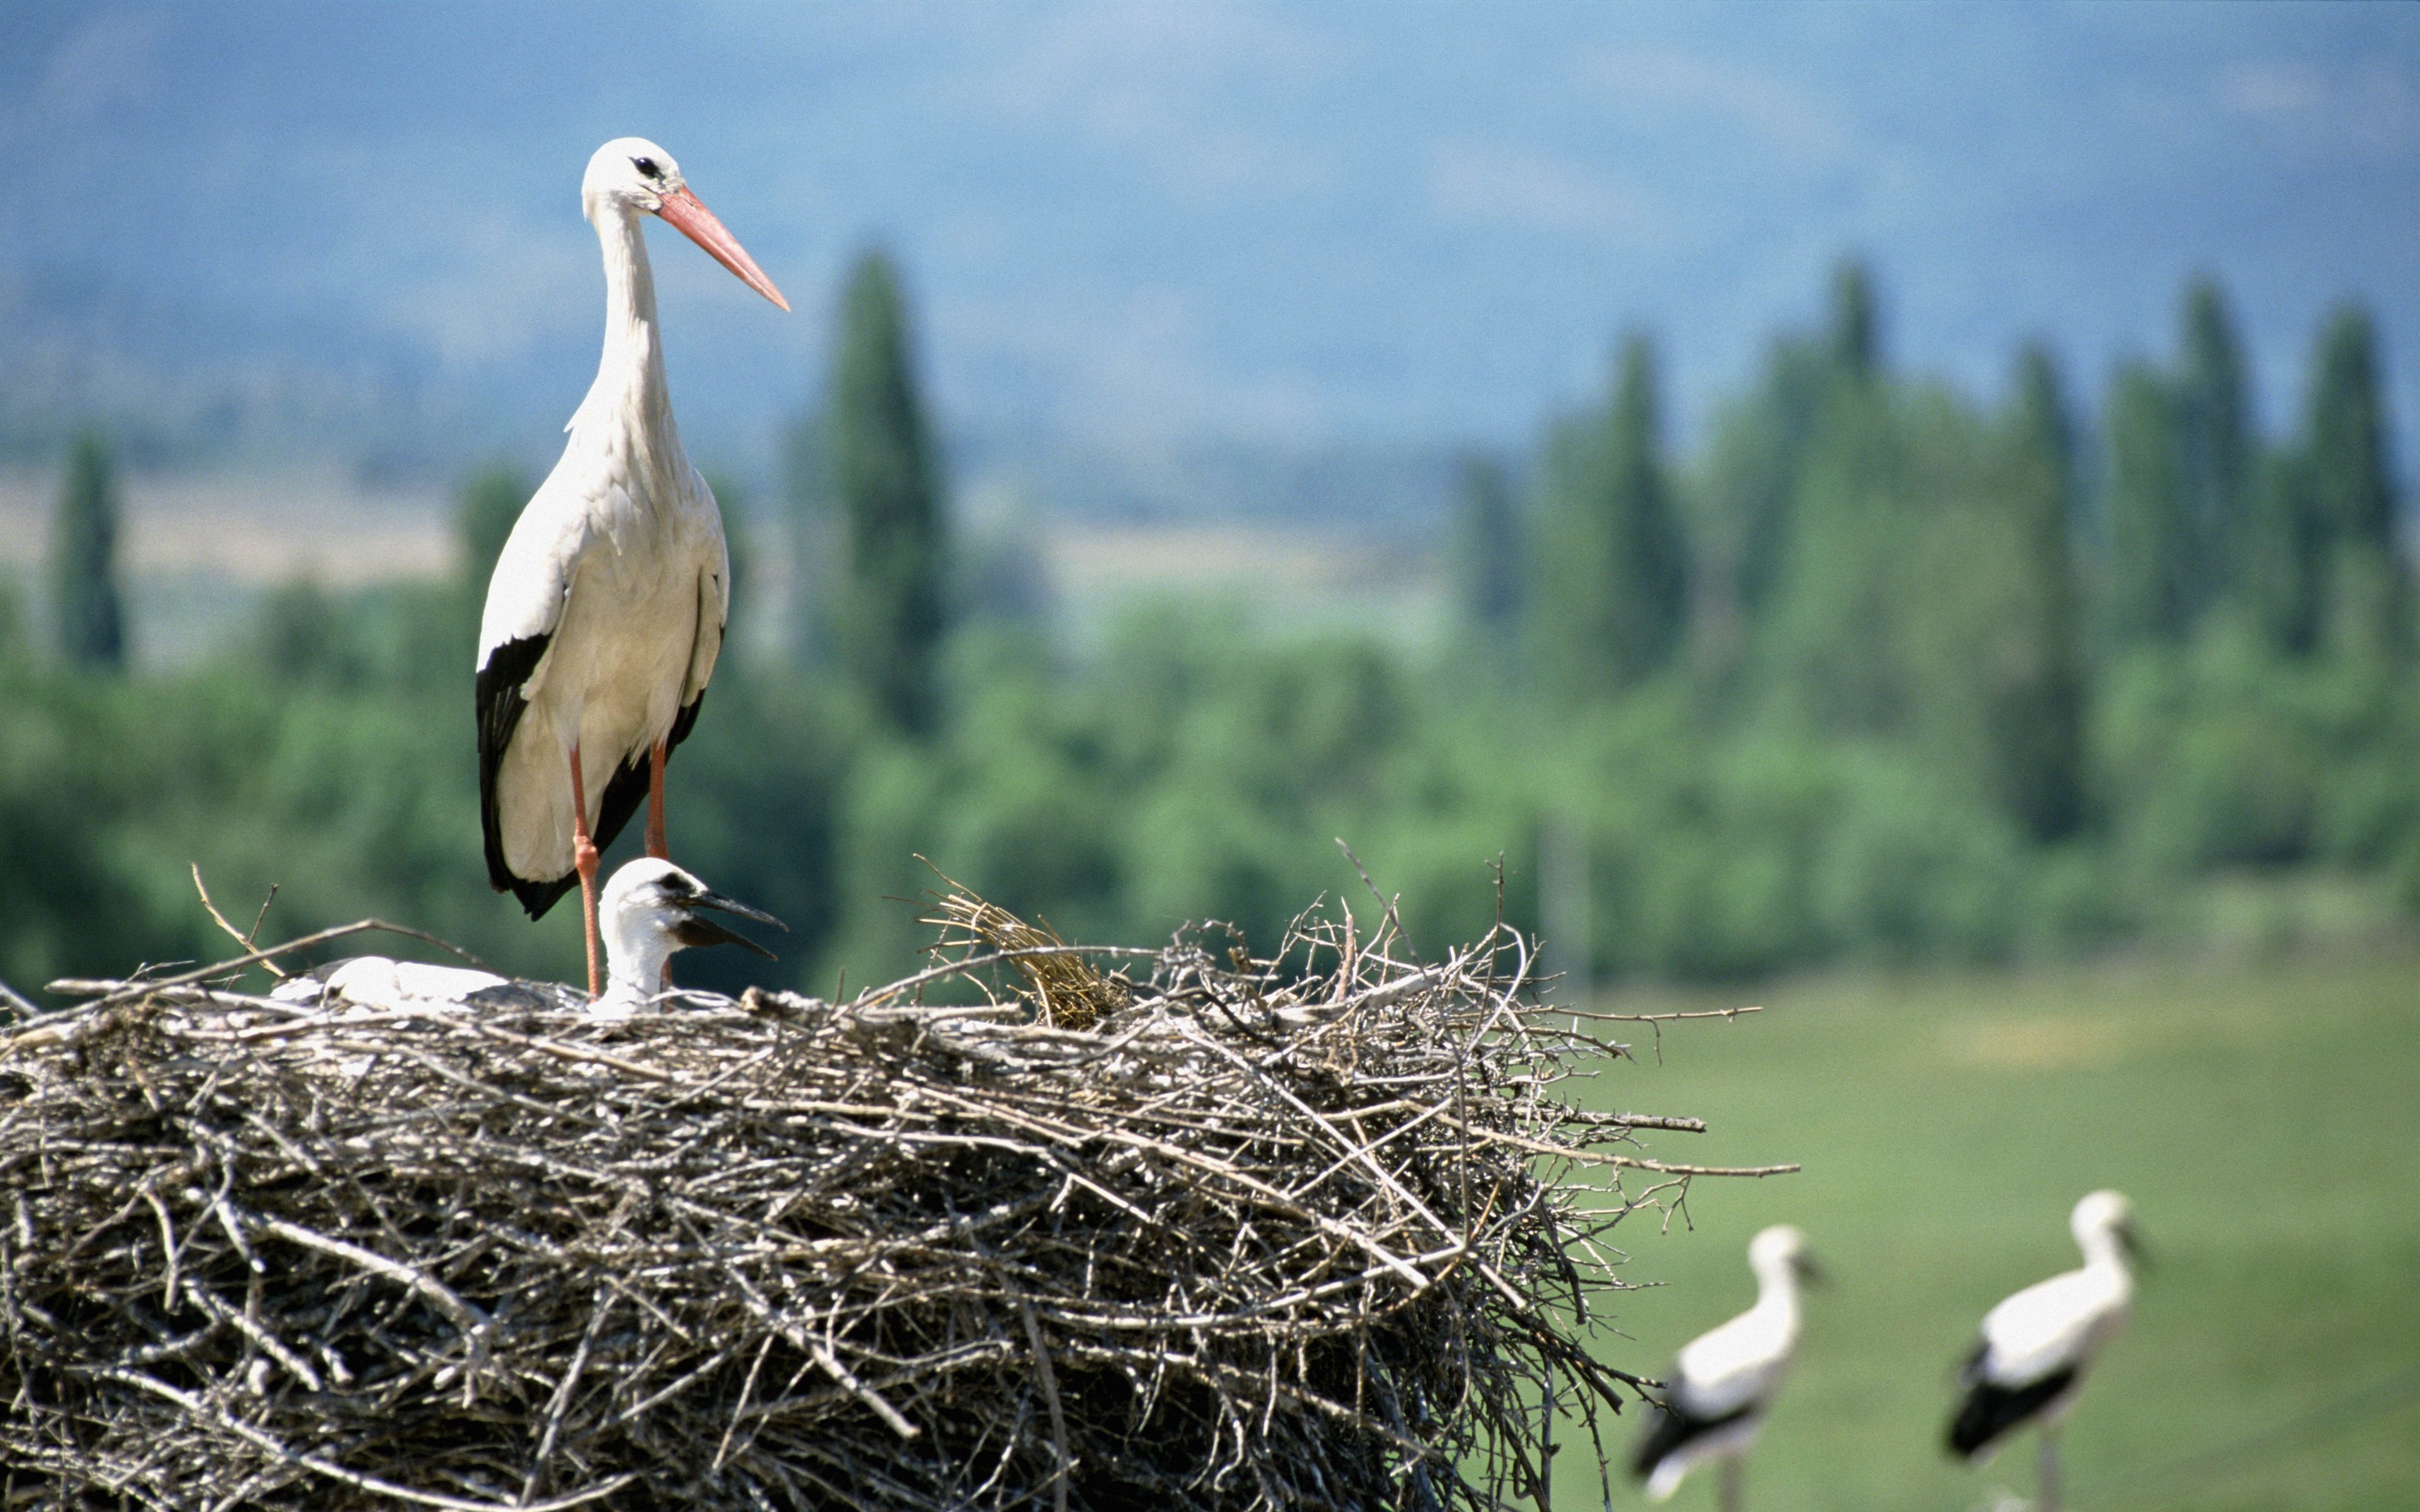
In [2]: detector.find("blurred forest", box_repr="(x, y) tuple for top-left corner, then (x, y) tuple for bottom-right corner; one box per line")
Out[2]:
(1, 254), (2412, 1001)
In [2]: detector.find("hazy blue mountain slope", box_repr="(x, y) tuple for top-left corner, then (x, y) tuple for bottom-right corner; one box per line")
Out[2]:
(4, 2), (2414, 487)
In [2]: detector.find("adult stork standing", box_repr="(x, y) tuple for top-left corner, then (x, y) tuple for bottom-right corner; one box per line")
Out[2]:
(1946, 1190), (2145, 1512)
(478, 138), (787, 999)
(1631, 1225), (1822, 1511)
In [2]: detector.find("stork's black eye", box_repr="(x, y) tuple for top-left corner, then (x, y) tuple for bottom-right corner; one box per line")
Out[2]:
(633, 157), (662, 180)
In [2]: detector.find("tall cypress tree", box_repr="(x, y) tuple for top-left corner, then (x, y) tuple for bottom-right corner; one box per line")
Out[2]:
(2240, 446), (2322, 655)
(50, 432), (127, 671)
(2002, 345), (2086, 838)
(2303, 305), (2404, 653)
(1453, 452), (1522, 636)
(457, 464), (531, 607)
(2098, 362), (2193, 650)
(2176, 277), (2250, 612)
(1690, 261), (1882, 679)
(785, 411), (834, 667)
(1535, 334), (1687, 699)
(1693, 336), (1829, 672)
(826, 250), (947, 735)
(0, 571), (26, 667)
(1828, 257), (1881, 381)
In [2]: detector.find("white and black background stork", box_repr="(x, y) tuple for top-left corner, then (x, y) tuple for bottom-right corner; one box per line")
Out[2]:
(1632, 1223), (1822, 1510)
(1945, 1191), (2145, 1512)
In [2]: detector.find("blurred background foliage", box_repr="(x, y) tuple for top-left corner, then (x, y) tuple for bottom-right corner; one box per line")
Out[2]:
(0, 253), (2411, 1001)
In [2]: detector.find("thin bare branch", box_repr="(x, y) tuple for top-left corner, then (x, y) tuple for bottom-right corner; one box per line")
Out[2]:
(190, 863), (290, 981)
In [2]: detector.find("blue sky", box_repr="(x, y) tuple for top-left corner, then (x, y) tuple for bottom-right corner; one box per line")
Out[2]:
(3, 1), (2415, 477)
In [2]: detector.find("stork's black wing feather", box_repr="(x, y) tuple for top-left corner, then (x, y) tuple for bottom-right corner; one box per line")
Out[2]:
(1955, 1336), (1991, 1387)
(1630, 1392), (1755, 1480)
(1946, 1365), (2077, 1462)
(476, 632), (573, 919)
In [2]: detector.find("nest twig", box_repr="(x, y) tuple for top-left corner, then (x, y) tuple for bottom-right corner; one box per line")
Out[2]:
(918, 865), (1131, 1031)
(0, 892), (1768, 1511)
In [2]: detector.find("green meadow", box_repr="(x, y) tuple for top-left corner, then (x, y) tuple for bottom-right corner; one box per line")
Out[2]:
(1556, 948), (2420, 1512)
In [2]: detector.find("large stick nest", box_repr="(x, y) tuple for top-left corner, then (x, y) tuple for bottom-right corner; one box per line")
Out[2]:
(0, 887), (1743, 1511)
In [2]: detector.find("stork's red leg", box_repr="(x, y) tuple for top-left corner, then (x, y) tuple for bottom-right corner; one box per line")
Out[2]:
(645, 737), (671, 860)
(567, 743), (602, 1001)
(647, 736), (675, 989)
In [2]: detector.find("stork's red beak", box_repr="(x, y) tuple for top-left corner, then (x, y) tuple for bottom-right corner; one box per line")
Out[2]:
(655, 186), (790, 312)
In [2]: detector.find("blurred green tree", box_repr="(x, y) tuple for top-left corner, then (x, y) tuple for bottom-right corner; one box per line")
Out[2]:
(454, 457), (534, 677)
(255, 579), (354, 686)
(455, 464), (531, 608)
(825, 251), (947, 735)
(1453, 452), (1523, 636)
(1828, 257), (1882, 381)
(1693, 336), (1829, 675)
(1692, 260), (1876, 681)
(50, 432), (127, 671)
(2241, 446), (2324, 656)
(1535, 334), (1687, 699)
(784, 415), (834, 667)
(0, 572), (26, 668)
(2098, 362), (2194, 650)
(2000, 345), (2087, 839)
(2176, 277), (2250, 613)
(2302, 305), (2405, 656)
(1754, 377), (1910, 733)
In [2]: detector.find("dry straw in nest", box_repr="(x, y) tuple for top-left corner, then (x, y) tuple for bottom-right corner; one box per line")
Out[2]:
(0, 883), (1785, 1511)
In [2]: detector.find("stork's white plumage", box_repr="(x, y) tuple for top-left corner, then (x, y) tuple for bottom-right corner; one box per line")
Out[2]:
(1947, 1191), (2142, 1511)
(270, 956), (564, 1013)
(476, 137), (787, 999)
(1632, 1225), (1821, 1508)
(274, 858), (784, 1017)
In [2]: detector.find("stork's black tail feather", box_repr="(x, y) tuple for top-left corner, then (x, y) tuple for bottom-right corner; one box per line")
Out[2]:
(1947, 1366), (2077, 1461)
(478, 677), (708, 921)
(1630, 1395), (1753, 1480)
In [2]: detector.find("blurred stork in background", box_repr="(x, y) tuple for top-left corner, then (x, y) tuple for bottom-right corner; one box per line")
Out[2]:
(1947, 1190), (2145, 1512)
(1631, 1224), (1822, 1511)
(476, 138), (788, 999)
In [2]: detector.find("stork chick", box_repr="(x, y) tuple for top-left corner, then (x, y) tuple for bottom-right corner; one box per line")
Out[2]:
(274, 858), (783, 1017)
(477, 137), (788, 1000)
(592, 857), (785, 1015)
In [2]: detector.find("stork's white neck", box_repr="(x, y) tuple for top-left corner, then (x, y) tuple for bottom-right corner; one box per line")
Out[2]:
(569, 200), (684, 472)
(598, 905), (677, 1012)
(1748, 1252), (1802, 1334)
(2075, 1222), (2130, 1278)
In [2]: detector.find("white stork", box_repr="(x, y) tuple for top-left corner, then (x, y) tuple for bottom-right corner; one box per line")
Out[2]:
(477, 137), (787, 999)
(275, 858), (784, 1017)
(1947, 1190), (2143, 1512)
(1631, 1224), (1821, 1510)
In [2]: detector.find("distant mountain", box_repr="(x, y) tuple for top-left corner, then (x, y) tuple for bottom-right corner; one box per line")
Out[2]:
(6, 2), (2414, 504)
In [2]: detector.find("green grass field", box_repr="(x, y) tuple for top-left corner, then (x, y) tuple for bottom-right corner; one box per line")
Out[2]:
(1550, 949), (2420, 1512)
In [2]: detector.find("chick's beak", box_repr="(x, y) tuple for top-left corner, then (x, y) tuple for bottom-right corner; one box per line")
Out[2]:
(654, 186), (790, 312)
(1796, 1252), (1829, 1288)
(668, 889), (787, 962)
(694, 888), (786, 931)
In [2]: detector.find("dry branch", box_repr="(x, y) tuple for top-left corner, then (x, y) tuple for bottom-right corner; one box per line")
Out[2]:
(0, 893), (1770, 1511)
